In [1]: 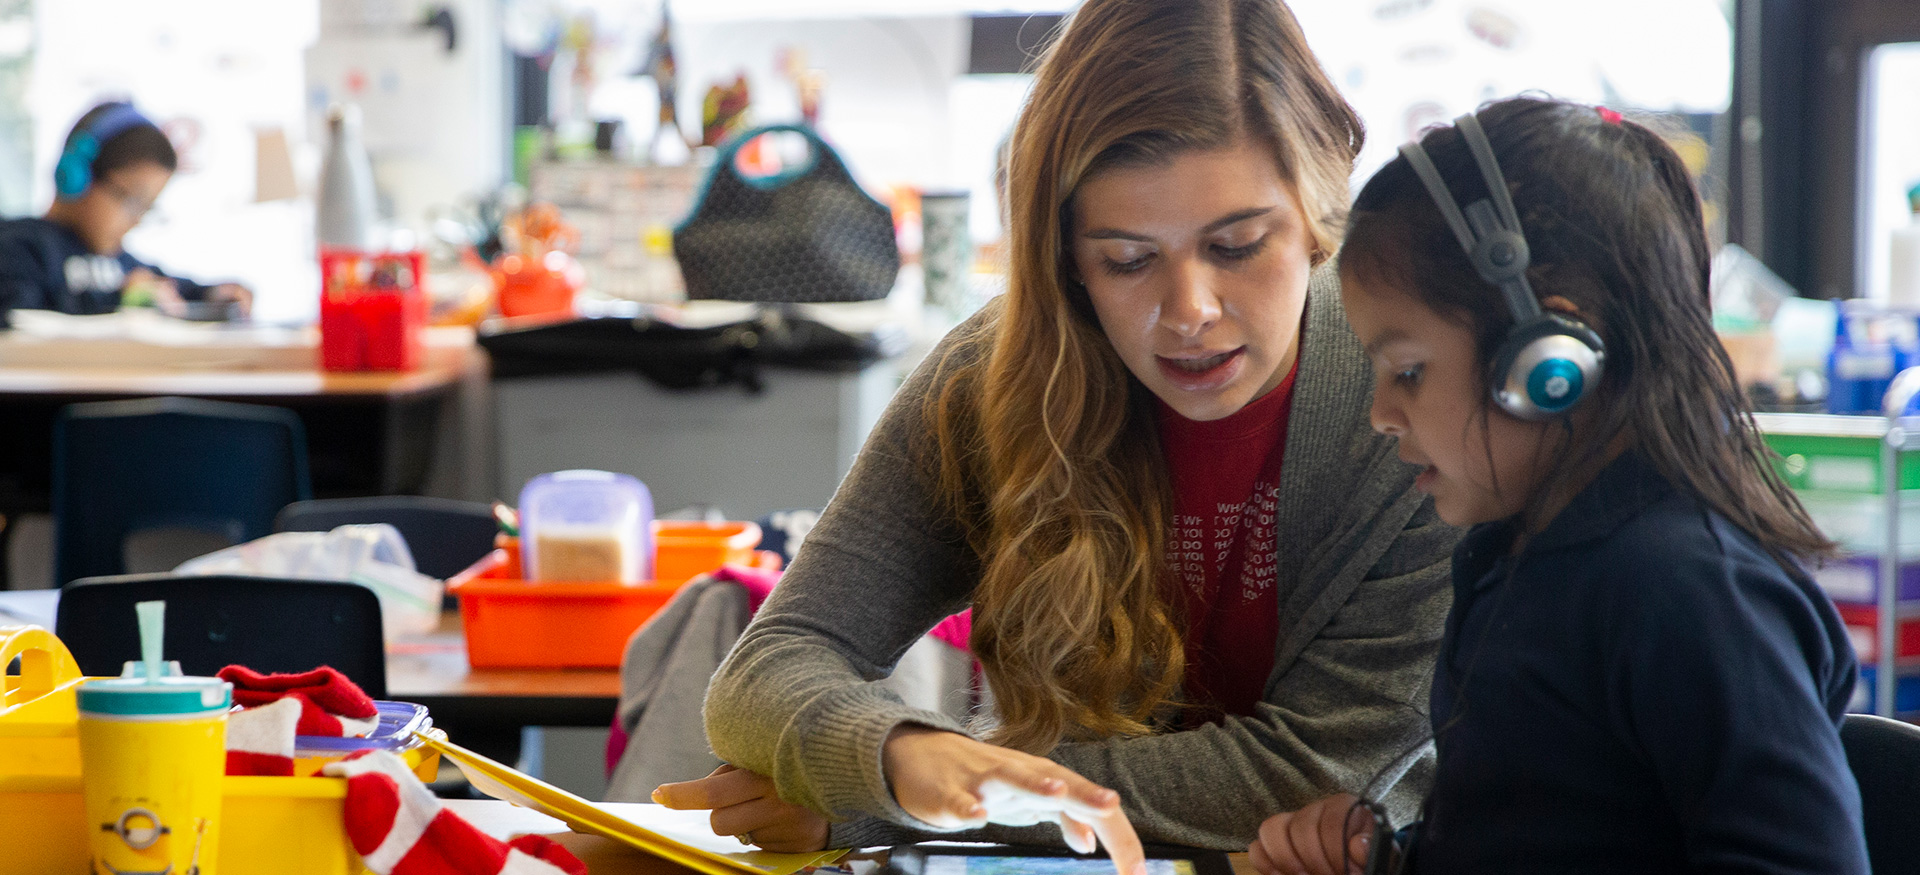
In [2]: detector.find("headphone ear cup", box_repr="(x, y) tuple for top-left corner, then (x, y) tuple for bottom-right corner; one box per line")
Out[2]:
(54, 132), (100, 200)
(1489, 315), (1605, 420)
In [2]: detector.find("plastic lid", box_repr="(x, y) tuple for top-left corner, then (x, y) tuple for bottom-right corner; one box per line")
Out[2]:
(295, 700), (431, 753)
(78, 676), (232, 716)
(520, 470), (652, 528)
(519, 469), (654, 581)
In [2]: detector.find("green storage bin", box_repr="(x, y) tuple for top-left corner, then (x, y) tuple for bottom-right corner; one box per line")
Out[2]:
(1756, 413), (1920, 495)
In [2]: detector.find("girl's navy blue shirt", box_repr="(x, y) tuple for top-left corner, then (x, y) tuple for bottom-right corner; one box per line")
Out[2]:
(1412, 452), (1866, 874)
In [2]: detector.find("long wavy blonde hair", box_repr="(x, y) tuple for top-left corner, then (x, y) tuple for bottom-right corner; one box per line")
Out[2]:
(923, 0), (1364, 754)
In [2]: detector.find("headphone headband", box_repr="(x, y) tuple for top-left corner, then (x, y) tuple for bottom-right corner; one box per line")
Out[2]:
(75, 103), (155, 150)
(1396, 111), (1604, 421)
(1398, 113), (1543, 323)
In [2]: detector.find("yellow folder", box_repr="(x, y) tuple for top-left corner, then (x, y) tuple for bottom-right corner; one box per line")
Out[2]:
(419, 733), (847, 875)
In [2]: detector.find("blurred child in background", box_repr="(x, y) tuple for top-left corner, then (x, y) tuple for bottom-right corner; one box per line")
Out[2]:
(0, 101), (251, 327)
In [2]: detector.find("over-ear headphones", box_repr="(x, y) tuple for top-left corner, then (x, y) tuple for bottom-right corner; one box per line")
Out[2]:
(54, 103), (154, 200)
(1398, 113), (1605, 421)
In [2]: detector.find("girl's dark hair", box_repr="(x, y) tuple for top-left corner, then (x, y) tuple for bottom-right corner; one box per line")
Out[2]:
(63, 103), (177, 183)
(1342, 96), (1832, 563)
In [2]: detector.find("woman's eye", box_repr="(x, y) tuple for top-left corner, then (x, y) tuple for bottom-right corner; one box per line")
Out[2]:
(1392, 364), (1423, 387)
(1213, 237), (1269, 262)
(1101, 255), (1152, 276)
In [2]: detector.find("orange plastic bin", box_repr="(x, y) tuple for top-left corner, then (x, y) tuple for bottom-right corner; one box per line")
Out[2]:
(449, 521), (778, 669)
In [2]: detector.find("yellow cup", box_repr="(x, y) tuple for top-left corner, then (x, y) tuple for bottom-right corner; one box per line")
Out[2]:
(76, 675), (232, 875)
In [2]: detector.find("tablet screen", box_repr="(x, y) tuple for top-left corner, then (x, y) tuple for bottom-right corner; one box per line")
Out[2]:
(921, 856), (1197, 875)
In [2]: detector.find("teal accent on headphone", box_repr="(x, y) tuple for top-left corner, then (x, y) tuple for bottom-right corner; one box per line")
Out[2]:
(1397, 113), (1606, 421)
(54, 103), (155, 200)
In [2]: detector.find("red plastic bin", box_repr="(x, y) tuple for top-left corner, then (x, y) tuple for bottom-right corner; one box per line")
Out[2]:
(447, 521), (779, 669)
(319, 249), (427, 372)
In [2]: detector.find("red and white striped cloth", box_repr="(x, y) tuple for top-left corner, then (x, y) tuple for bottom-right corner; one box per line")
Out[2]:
(322, 750), (586, 875)
(225, 697), (302, 776)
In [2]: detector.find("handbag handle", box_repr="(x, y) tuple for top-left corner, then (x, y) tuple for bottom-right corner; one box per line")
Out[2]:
(709, 124), (852, 191)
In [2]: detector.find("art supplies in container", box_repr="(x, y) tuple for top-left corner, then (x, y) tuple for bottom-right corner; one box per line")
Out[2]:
(448, 520), (777, 668)
(3, 624), (444, 873)
(319, 249), (428, 372)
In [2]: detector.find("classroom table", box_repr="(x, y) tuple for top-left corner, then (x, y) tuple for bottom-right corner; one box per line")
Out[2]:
(388, 610), (621, 756)
(0, 314), (490, 505)
(451, 800), (1262, 875)
(0, 314), (493, 588)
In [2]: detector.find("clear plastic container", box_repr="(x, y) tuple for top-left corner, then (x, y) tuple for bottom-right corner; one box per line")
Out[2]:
(518, 470), (654, 583)
(293, 701), (430, 758)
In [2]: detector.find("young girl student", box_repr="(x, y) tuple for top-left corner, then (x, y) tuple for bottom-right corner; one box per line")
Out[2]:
(1247, 97), (1867, 874)
(653, 0), (1460, 866)
(0, 101), (252, 327)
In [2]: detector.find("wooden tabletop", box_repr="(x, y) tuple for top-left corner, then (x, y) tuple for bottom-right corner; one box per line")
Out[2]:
(0, 319), (484, 399)
(387, 611), (622, 699)
(387, 612), (621, 734)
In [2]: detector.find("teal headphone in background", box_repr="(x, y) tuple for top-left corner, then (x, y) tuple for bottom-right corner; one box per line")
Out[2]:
(1398, 113), (1606, 421)
(54, 103), (155, 200)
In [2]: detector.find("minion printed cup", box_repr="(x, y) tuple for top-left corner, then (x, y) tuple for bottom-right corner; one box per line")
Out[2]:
(76, 674), (232, 875)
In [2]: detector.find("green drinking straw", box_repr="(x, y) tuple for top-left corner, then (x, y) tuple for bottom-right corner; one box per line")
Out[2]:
(135, 600), (165, 682)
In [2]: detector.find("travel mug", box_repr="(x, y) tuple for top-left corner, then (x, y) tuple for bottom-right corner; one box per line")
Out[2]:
(920, 191), (974, 318)
(77, 674), (233, 875)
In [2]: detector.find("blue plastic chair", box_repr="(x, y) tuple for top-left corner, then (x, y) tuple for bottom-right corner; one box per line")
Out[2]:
(275, 495), (498, 580)
(53, 397), (312, 586)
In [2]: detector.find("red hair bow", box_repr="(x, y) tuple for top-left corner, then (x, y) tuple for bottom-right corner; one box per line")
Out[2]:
(1596, 106), (1623, 125)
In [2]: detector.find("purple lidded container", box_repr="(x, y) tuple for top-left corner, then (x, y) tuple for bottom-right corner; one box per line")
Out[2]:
(518, 469), (654, 583)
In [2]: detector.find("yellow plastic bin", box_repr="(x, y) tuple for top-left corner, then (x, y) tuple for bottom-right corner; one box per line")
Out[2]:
(1, 625), (443, 874)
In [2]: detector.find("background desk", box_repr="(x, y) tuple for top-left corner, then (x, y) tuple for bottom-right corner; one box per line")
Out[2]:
(389, 611), (620, 764)
(0, 320), (491, 507)
(0, 318), (492, 588)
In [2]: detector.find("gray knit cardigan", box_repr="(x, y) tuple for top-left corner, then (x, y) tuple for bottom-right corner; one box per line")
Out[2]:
(704, 267), (1459, 849)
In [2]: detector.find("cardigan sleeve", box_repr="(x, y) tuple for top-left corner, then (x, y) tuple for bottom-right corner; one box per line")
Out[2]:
(1037, 492), (1451, 847)
(702, 314), (986, 830)
(826, 494), (1453, 850)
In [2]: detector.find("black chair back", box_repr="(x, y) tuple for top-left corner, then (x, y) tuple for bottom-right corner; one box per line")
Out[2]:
(55, 573), (385, 698)
(1841, 713), (1920, 875)
(275, 495), (497, 580)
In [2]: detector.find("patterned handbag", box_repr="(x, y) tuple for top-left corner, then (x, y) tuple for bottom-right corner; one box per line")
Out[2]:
(673, 124), (900, 303)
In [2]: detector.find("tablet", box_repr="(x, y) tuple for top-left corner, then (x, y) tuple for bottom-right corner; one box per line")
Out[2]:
(887, 844), (1234, 875)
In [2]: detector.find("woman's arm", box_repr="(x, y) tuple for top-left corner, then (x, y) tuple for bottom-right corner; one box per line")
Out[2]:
(702, 321), (985, 827)
(827, 495), (1454, 850)
(1041, 497), (1453, 848)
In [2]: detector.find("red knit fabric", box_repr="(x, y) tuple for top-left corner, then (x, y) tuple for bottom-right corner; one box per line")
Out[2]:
(1156, 361), (1299, 722)
(224, 696), (301, 776)
(218, 665), (377, 736)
